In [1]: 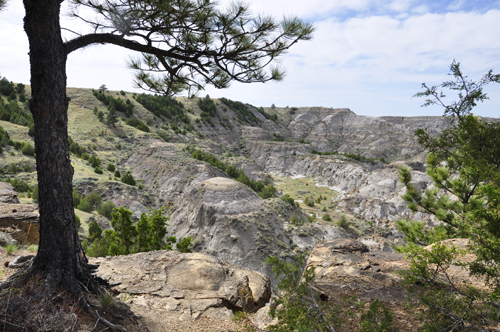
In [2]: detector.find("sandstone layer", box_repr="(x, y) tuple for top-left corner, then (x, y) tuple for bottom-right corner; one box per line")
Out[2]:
(90, 250), (271, 322)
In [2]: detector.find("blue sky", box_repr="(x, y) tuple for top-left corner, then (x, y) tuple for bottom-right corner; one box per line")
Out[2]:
(1, 0), (499, 117)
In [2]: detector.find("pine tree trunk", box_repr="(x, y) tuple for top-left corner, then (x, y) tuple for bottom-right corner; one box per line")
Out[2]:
(23, 0), (93, 291)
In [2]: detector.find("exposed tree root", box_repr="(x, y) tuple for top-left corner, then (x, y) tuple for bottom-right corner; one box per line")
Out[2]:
(0, 265), (147, 332)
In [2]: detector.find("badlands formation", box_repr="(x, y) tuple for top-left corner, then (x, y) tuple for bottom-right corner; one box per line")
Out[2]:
(0, 88), (457, 330)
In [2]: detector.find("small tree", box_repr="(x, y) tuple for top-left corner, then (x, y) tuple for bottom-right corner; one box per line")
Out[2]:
(149, 209), (169, 250)
(97, 201), (115, 219)
(106, 105), (118, 127)
(88, 220), (102, 242)
(266, 255), (341, 331)
(121, 171), (136, 186)
(97, 110), (104, 120)
(72, 188), (81, 207)
(338, 215), (349, 230)
(135, 213), (151, 252)
(110, 207), (137, 255)
(99, 84), (107, 94)
(398, 62), (500, 330)
(177, 236), (194, 253)
(85, 191), (103, 210)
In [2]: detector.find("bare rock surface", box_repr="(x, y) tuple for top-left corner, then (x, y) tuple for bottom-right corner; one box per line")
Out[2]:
(0, 182), (20, 204)
(287, 108), (448, 160)
(0, 184), (39, 245)
(90, 250), (271, 323)
(124, 146), (309, 277)
(307, 238), (407, 303)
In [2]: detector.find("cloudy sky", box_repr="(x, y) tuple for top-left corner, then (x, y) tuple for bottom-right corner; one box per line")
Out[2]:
(1, 0), (500, 117)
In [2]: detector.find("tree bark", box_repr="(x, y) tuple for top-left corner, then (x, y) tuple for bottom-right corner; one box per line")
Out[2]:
(23, 0), (93, 291)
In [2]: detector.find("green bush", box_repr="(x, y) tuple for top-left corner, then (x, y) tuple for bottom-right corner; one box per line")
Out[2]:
(94, 166), (103, 174)
(307, 213), (316, 223)
(89, 155), (101, 168)
(75, 214), (81, 228)
(97, 201), (115, 219)
(338, 215), (349, 230)
(157, 131), (169, 142)
(359, 299), (397, 332)
(281, 194), (295, 206)
(7, 164), (20, 174)
(177, 236), (193, 253)
(106, 163), (115, 172)
(21, 143), (35, 156)
(395, 63), (500, 330)
(68, 136), (85, 157)
(135, 93), (186, 122)
(304, 196), (315, 207)
(77, 200), (92, 213)
(219, 97), (259, 124)
(72, 188), (81, 207)
(86, 237), (110, 257)
(114, 170), (121, 178)
(125, 118), (150, 132)
(266, 255), (342, 331)
(85, 207), (171, 257)
(31, 184), (38, 203)
(85, 191), (103, 210)
(322, 213), (331, 221)
(88, 220), (102, 242)
(5, 243), (18, 255)
(5, 178), (31, 192)
(121, 171), (136, 186)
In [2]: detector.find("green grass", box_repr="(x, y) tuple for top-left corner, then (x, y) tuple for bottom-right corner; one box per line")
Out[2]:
(99, 293), (116, 308)
(274, 175), (370, 233)
(274, 176), (336, 214)
(74, 208), (93, 237)
(5, 243), (18, 255)
(28, 244), (38, 252)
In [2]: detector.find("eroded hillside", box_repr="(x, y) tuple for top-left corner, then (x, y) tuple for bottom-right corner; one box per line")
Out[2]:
(0, 86), (444, 274)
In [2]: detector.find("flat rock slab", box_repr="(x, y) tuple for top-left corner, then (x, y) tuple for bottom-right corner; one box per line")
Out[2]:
(307, 238), (407, 303)
(0, 193), (39, 245)
(90, 250), (271, 322)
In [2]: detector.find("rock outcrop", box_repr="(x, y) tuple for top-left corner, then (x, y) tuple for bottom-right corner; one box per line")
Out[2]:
(0, 182), (20, 204)
(90, 250), (271, 321)
(122, 145), (306, 275)
(287, 108), (448, 161)
(307, 238), (407, 303)
(0, 183), (39, 245)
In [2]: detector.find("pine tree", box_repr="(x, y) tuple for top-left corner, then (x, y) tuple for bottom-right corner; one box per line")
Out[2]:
(398, 62), (500, 330)
(1, 0), (314, 328)
(106, 105), (118, 127)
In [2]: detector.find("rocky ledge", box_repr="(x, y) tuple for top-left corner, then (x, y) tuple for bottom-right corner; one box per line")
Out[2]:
(0, 182), (39, 245)
(90, 250), (271, 322)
